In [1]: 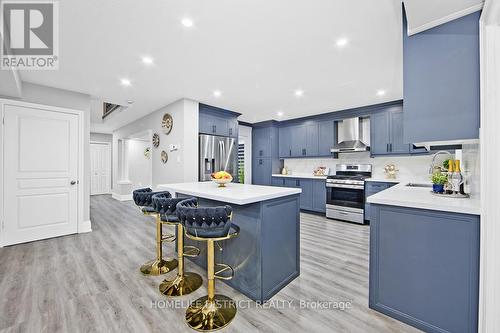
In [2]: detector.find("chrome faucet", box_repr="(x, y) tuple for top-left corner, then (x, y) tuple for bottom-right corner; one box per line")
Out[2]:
(429, 150), (453, 174)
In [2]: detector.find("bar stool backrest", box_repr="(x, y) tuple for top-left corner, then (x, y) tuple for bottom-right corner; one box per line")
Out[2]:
(152, 193), (185, 216)
(133, 189), (169, 207)
(177, 198), (233, 238)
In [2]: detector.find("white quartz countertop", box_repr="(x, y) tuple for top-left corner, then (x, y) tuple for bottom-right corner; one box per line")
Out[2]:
(365, 178), (402, 183)
(272, 174), (327, 180)
(157, 182), (301, 205)
(367, 182), (481, 215)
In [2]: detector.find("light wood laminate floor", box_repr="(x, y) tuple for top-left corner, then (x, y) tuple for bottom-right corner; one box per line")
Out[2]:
(0, 195), (420, 333)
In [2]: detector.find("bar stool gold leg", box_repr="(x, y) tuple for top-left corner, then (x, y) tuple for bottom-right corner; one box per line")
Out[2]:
(159, 224), (202, 296)
(140, 214), (178, 276)
(185, 240), (237, 331)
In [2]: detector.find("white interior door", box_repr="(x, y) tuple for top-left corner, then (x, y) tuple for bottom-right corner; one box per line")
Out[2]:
(90, 143), (111, 195)
(2, 104), (79, 246)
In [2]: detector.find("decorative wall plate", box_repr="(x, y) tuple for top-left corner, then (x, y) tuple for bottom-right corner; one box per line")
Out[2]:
(161, 150), (168, 164)
(162, 113), (173, 135)
(144, 147), (151, 159)
(152, 133), (160, 148)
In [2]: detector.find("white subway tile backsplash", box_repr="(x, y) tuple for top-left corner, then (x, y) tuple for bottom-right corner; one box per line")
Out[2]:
(284, 153), (437, 182)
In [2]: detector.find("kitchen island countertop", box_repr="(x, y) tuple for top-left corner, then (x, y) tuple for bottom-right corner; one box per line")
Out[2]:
(157, 182), (301, 205)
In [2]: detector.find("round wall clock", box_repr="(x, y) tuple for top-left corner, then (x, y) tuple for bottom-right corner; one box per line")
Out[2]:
(161, 113), (173, 135)
(152, 133), (160, 148)
(161, 150), (168, 164)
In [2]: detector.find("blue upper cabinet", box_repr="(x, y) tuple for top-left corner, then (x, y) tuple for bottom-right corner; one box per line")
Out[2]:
(371, 111), (391, 155)
(403, 9), (480, 143)
(371, 107), (410, 156)
(252, 122), (281, 186)
(318, 120), (335, 156)
(199, 104), (240, 138)
(279, 126), (292, 158)
(389, 110), (410, 154)
(281, 122), (319, 158)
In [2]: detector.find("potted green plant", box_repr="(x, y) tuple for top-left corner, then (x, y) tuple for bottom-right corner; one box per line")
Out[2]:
(431, 173), (448, 193)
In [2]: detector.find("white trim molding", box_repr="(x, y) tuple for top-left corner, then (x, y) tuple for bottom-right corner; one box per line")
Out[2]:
(479, 1), (500, 331)
(406, 2), (484, 36)
(111, 192), (133, 201)
(79, 220), (92, 233)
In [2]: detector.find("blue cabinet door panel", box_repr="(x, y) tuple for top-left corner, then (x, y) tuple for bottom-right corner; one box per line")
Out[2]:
(253, 127), (271, 158)
(305, 123), (319, 156)
(253, 158), (271, 185)
(278, 127), (291, 158)
(318, 121), (335, 157)
(370, 112), (390, 155)
(403, 11), (480, 142)
(312, 180), (326, 212)
(389, 111), (410, 154)
(369, 205), (479, 333)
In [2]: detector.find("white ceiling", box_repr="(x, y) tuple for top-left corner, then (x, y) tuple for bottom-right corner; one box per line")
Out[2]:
(19, 0), (404, 132)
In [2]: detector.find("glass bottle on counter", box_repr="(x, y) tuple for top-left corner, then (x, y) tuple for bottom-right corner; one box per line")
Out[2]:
(445, 160), (454, 194)
(449, 160), (463, 194)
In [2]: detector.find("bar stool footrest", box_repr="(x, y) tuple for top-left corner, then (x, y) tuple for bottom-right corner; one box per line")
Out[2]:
(183, 245), (201, 258)
(161, 234), (176, 243)
(214, 263), (234, 280)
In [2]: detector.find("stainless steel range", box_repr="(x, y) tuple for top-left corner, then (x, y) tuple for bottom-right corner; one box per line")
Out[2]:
(326, 164), (372, 224)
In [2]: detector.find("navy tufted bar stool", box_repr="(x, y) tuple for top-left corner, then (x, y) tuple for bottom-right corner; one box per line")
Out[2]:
(132, 188), (157, 216)
(132, 188), (178, 276)
(177, 198), (240, 332)
(152, 193), (203, 297)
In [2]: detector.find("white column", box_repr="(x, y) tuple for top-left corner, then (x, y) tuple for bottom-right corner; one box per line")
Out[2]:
(479, 1), (500, 332)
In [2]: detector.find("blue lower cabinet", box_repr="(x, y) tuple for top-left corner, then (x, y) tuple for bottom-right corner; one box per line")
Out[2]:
(365, 181), (397, 221)
(272, 177), (286, 186)
(369, 204), (479, 333)
(298, 179), (313, 210)
(252, 158), (271, 185)
(312, 180), (326, 213)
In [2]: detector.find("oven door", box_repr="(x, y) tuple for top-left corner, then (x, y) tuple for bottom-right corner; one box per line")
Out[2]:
(325, 183), (365, 223)
(326, 183), (364, 210)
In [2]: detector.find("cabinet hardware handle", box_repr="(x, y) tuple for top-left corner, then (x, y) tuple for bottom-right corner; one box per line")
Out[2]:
(386, 143), (389, 152)
(289, 149), (291, 156)
(229, 128), (232, 135)
(390, 143), (393, 152)
(259, 159), (263, 165)
(260, 150), (263, 156)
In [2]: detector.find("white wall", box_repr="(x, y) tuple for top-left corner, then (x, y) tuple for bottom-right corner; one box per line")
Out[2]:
(238, 125), (252, 184)
(112, 98), (199, 196)
(127, 139), (152, 188)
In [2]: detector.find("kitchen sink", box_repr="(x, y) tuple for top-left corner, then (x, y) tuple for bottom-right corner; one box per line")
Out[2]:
(405, 183), (432, 188)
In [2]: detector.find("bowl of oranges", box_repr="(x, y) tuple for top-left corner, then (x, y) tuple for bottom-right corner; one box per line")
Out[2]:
(211, 171), (233, 187)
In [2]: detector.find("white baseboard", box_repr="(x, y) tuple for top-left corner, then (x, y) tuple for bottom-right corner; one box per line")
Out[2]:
(79, 220), (92, 233)
(111, 192), (133, 201)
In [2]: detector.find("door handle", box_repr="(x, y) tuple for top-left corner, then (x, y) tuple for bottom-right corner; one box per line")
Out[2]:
(70, 180), (77, 185)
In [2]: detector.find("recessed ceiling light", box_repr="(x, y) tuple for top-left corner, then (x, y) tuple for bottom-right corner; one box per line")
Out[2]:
(181, 18), (194, 28)
(277, 111), (284, 117)
(377, 89), (386, 96)
(294, 89), (304, 97)
(127, 100), (134, 104)
(120, 78), (131, 86)
(213, 90), (222, 97)
(141, 56), (153, 65)
(336, 38), (349, 47)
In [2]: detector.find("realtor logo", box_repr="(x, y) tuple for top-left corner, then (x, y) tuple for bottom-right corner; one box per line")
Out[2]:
(1, 1), (59, 69)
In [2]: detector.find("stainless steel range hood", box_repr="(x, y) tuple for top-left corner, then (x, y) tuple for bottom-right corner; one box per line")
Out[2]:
(331, 117), (370, 153)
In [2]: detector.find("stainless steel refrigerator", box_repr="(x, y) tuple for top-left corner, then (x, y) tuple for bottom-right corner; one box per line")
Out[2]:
(199, 134), (238, 182)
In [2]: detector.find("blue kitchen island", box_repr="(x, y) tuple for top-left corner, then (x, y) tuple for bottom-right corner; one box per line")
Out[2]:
(158, 182), (302, 302)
